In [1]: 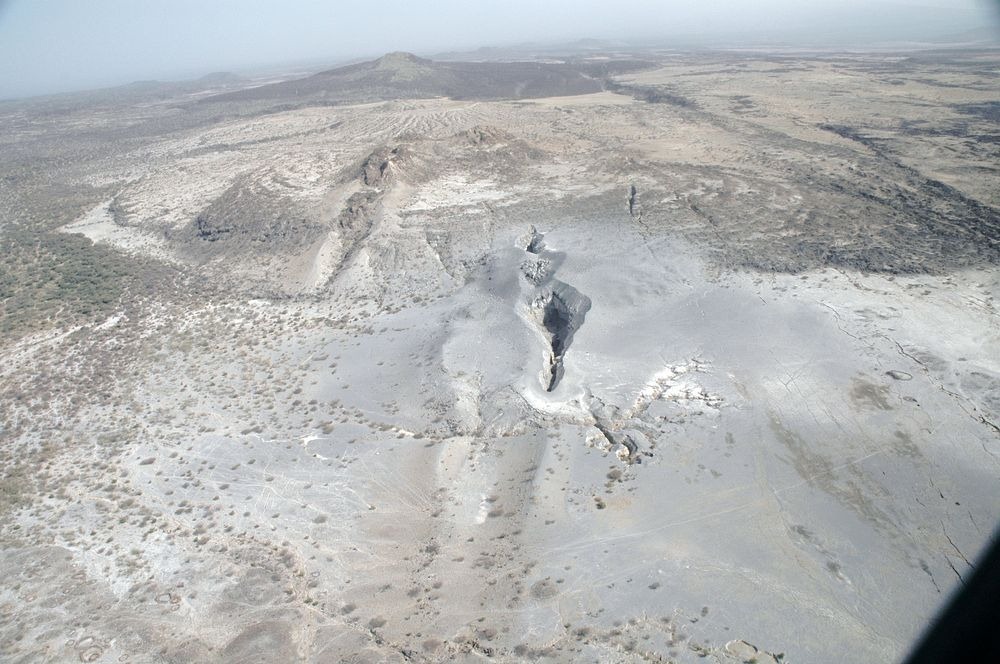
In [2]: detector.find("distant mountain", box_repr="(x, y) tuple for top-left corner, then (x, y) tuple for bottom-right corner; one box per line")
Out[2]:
(197, 71), (246, 85)
(1, 70), (248, 108)
(203, 51), (643, 105)
(431, 38), (638, 63)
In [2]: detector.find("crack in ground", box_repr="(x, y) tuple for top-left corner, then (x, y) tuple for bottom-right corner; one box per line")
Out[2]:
(519, 228), (591, 392)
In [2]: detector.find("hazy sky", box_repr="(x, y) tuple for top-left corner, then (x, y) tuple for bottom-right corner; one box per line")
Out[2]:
(0, 0), (996, 99)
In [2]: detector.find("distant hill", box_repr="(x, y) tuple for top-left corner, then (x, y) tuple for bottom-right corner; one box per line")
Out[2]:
(204, 51), (646, 105)
(1, 71), (247, 109)
(197, 71), (246, 85)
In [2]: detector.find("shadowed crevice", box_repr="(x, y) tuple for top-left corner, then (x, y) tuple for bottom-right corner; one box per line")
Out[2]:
(537, 285), (591, 391)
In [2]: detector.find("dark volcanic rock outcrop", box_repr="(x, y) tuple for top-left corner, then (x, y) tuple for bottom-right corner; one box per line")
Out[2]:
(361, 146), (408, 188)
(180, 177), (321, 253)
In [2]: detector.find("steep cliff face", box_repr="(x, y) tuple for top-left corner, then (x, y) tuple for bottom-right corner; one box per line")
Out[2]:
(535, 283), (591, 391)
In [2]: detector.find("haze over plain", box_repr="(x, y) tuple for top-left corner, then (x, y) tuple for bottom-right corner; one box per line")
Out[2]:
(0, 0), (997, 98)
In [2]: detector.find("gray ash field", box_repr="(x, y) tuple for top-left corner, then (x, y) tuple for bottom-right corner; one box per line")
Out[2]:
(1, 48), (999, 663)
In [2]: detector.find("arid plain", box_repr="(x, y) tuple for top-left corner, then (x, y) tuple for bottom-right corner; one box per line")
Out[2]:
(1, 48), (999, 663)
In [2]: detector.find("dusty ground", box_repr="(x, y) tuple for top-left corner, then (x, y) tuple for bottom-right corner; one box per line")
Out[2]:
(1, 49), (998, 663)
